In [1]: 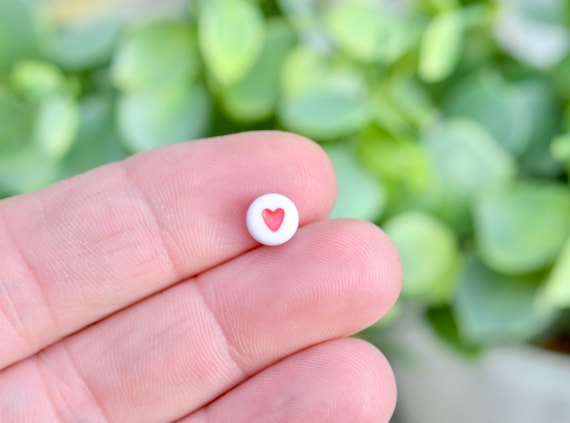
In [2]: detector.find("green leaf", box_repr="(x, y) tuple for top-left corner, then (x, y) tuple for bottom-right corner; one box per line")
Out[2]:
(474, 182), (570, 274)
(117, 83), (211, 153)
(0, 0), (44, 75)
(281, 46), (329, 98)
(494, 0), (570, 69)
(551, 133), (570, 167)
(552, 56), (570, 100)
(384, 211), (460, 303)
(325, 3), (420, 63)
(358, 128), (432, 192)
(51, 18), (122, 70)
(419, 10), (463, 82)
(516, 79), (563, 177)
(430, 179), (473, 236)
(34, 92), (79, 158)
(426, 306), (481, 357)
(425, 118), (516, 200)
(444, 71), (535, 156)
(280, 48), (369, 139)
(429, 0), (460, 12)
(276, 0), (316, 22)
(276, 0), (321, 42)
(454, 256), (558, 343)
(61, 94), (128, 177)
(220, 18), (295, 123)
(0, 90), (32, 155)
(536, 237), (570, 310)
(11, 60), (65, 100)
(325, 144), (385, 221)
(199, 0), (265, 85)
(112, 20), (198, 92)
(0, 146), (59, 194)
(280, 90), (369, 140)
(9, 60), (79, 160)
(375, 75), (435, 133)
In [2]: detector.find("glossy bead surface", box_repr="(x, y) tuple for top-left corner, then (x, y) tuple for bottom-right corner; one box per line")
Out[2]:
(246, 193), (299, 246)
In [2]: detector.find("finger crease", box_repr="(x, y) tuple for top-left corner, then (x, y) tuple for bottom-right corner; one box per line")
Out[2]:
(0, 273), (24, 337)
(121, 162), (182, 280)
(0, 204), (56, 351)
(34, 353), (78, 423)
(60, 340), (114, 423)
(195, 278), (249, 378)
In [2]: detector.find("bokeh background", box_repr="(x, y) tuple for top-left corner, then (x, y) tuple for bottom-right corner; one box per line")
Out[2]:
(1, 0), (570, 422)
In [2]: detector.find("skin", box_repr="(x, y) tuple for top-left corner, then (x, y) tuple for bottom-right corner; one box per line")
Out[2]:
(0, 131), (402, 422)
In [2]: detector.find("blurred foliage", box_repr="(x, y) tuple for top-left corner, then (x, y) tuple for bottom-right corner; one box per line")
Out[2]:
(1, 0), (570, 354)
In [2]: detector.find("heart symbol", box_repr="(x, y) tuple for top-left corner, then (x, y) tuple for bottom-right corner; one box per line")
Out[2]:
(262, 208), (285, 232)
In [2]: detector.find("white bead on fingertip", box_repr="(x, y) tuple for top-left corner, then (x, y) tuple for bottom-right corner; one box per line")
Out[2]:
(246, 193), (299, 246)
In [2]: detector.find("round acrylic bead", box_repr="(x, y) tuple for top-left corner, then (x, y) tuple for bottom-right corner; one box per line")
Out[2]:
(246, 193), (299, 246)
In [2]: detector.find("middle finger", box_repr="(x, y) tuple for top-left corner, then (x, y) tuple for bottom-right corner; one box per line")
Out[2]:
(0, 220), (400, 423)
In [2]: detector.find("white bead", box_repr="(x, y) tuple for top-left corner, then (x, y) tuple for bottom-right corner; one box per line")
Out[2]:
(246, 193), (299, 246)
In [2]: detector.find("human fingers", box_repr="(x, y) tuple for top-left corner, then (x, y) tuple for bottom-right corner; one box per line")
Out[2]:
(0, 220), (401, 422)
(0, 131), (336, 370)
(183, 338), (397, 423)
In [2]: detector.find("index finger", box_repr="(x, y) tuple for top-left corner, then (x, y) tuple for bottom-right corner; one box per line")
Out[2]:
(0, 131), (336, 370)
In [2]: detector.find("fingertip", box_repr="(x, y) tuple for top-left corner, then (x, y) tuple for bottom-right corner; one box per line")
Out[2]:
(222, 130), (338, 223)
(326, 337), (398, 423)
(186, 338), (398, 423)
(359, 220), (403, 315)
(301, 219), (402, 323)
(128, 130), (337, 225)
(350, 219), (403, 319)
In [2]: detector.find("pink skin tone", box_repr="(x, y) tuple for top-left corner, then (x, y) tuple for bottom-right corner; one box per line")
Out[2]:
(0, 131), (401, 422)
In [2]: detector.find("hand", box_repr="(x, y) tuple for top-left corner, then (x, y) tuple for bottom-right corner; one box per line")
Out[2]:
(0, 132), (401, 422)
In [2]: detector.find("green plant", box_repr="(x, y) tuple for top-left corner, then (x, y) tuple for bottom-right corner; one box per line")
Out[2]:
(1, 0), (570, 356)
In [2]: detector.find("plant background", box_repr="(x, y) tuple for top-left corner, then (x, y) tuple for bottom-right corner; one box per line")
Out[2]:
(1, 0), (570, 419)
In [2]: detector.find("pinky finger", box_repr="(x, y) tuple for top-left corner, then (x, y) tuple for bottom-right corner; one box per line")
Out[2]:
(181, 338), (397, 423)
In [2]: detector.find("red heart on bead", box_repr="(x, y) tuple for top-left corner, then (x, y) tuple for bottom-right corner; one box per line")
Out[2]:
(262, 208), (285, 232)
